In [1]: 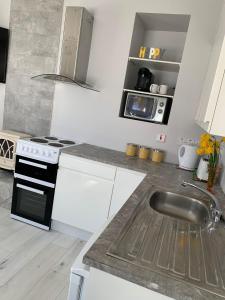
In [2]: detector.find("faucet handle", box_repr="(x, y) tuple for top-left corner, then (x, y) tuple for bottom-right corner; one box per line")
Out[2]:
(207, 222), (217, 233)
(213, 209), (222, 223)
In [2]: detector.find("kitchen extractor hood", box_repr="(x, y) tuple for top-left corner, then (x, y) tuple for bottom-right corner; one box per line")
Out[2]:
(32, 74), (99, 92)
(32, 6), (99, 92)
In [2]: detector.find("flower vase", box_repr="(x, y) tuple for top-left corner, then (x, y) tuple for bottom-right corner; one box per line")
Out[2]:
(207, 165), (217, 192)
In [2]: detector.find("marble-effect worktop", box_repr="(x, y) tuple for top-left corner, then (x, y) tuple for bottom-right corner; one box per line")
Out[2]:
(62, 144), (225, 300)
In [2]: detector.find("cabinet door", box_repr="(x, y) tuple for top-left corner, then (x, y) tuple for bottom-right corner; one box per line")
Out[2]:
(109, 168), (145, 217)
(84, 268), (173, 300)
(196, 33), (225, 133)
(52, 167), (114, 233)
(210, 69), (225, 136)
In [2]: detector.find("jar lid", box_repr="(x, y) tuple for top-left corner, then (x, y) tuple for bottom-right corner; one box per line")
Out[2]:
(139, 145), (150, 149)
(152, 149), (163, 153)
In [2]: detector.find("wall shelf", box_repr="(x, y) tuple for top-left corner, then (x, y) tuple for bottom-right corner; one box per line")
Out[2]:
(119, 12), (190, 125)
(128, 57), (181, 72)
(123, 88), (174, 99)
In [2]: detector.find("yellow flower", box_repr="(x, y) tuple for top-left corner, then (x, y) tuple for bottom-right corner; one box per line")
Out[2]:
(199, 140), (210, 148)
(222, 137), (225, 142)
(205, 146), (214, 155)
(200, 133), (211, 143)
(196, 148), (205, 155)
(197, 134), (220, 156)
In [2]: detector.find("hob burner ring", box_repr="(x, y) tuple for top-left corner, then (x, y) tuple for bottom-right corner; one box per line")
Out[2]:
(44, 136), (58, 141)
(30, 138), (48, 144)
(59, 140), (75, 145)
(48, 143), (64, 148)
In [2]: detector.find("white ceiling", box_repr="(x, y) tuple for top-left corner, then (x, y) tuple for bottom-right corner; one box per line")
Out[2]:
(138, 13), (191, 32)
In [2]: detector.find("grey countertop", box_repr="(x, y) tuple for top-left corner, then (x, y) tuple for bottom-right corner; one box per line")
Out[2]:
(62, 144), (225, 300)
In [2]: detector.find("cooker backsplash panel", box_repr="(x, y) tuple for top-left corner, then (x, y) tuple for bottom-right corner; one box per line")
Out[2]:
(3, 0), (64, 136)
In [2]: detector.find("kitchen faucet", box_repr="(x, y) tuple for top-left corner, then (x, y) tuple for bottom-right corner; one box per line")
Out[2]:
(182, 181), (222, 230)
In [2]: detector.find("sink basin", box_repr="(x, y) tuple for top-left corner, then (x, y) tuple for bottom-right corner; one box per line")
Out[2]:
(149, 191), (210, 225)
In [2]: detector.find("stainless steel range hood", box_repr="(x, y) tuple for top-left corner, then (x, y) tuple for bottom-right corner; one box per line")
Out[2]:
(31, 74), (99, 92)
(32, 7), (99, 92)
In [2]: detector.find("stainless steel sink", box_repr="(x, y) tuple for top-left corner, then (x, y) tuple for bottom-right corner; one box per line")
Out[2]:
(108, 190), (225, 297)
(149, 191), (210, 225)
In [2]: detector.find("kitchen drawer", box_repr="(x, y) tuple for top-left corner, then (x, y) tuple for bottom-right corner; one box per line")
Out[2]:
(59, 154), (116, 181)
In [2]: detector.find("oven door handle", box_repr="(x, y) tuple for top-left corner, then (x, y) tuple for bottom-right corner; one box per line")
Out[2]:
(18, 159), (47, 170)
(16, 184), (45, 195)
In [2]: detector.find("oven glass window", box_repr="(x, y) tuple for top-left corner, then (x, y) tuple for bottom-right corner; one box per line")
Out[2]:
(16, 187), (47, 222)
(126, 95), (155, 118)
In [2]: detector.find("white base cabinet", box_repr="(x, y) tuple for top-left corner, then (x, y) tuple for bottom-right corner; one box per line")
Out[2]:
(52, 168), (114, 233)
(84, 268), (173, 300)
(109, 168), (145, 217)
(52, 154), (145, 234)
(52, 155), (116, 233)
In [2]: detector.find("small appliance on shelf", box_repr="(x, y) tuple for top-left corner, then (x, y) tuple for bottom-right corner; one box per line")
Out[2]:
(123, 92), (171, 124)
(135, 68), (153, 92)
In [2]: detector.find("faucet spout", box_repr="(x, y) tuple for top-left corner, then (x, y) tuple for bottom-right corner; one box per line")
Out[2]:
(182, 181), (222, 224)
(182, 181), (221, 210)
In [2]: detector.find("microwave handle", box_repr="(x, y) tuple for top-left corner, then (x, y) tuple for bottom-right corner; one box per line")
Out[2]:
(16, 183), (45, 195)
(151, 99), (158, 119)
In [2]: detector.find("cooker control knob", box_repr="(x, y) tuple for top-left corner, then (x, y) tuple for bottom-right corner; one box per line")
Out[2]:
(158, 109), (163, 114)
(159, 102), (165, 107)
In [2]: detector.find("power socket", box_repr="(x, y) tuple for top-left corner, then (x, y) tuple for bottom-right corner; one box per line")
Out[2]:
(156, 133), (166, 143)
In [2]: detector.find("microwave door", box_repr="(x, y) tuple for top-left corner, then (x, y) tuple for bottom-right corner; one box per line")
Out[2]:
(125, 94), (155, 120)
(150, 99), (158, 120)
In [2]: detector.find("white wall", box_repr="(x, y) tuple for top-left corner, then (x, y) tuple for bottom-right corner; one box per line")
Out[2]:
(50, 0), (222, 163)
(0, 0), (11, 130)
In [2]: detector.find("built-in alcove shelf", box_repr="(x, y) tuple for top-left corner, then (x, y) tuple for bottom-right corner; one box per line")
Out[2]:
(123, 88), (174, 99)
(119, 12), (191, 125)
(128, 57), (181, 72)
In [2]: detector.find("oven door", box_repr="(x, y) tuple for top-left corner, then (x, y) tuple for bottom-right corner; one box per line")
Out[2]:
(11, 178), (55, 230)
(124, 93), (157, 121)
(15, 155), (58, 185)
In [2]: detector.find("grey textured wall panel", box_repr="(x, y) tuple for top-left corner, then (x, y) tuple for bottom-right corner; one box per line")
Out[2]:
(3, 0), (64, 136)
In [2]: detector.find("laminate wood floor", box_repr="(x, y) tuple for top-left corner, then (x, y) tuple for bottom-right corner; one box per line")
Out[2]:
(0, 207), (85, 300)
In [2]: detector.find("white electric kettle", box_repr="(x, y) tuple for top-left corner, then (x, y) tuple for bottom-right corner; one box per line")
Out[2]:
(178, 144), (198, 171)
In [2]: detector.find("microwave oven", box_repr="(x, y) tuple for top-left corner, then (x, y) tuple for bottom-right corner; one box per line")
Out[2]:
(124, 92), (170, 124)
